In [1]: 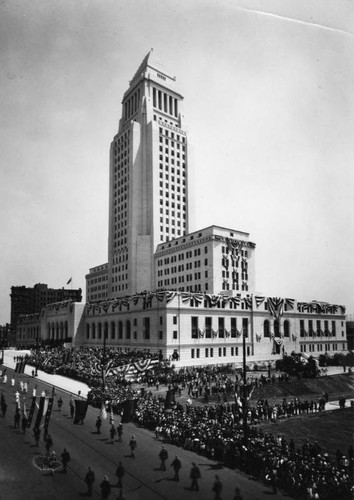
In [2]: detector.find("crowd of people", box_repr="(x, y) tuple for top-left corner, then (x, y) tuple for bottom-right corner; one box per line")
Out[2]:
(21, 346), (354, 498)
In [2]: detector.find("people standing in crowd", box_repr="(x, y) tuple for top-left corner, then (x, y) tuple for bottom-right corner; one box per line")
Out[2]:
(84, 467), (95, 497)
(61, 448), (71, 473)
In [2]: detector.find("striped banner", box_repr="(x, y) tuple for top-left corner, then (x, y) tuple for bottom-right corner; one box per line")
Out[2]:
(27, 397), (37, 427)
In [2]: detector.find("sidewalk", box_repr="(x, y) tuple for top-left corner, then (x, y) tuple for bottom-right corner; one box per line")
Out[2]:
(2, 349), (90, 398)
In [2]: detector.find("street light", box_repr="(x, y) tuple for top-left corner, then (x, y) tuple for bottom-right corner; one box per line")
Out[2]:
(242, 328), (248, 444)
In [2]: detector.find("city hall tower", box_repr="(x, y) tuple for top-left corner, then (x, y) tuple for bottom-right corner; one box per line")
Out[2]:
(107, 50), (189, 299)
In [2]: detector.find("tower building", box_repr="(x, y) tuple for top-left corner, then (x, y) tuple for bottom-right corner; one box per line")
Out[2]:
(107, 50), (189, 299)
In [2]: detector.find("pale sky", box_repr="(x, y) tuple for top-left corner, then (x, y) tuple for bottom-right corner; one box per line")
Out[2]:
(1, 0), (353, 324)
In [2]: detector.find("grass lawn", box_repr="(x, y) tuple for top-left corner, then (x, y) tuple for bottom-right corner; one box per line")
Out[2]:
(257, 407), (354, 461)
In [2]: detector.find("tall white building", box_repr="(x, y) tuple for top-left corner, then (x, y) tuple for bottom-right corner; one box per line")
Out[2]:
(107, 50), (189, 299)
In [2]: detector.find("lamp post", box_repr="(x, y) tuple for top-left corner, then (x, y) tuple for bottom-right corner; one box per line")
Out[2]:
(242, 328), (248, 444)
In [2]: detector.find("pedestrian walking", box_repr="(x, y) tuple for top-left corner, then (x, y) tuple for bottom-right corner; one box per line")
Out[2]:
(171, 455), (181, 481)
(61, 448), (71, 473)
(117, 422), (123, 441)
(129, 434), (137, 458)
(1, 401), (7, 417)
(110, 423), (116, 443)
(212, 474), (223, 500)
(159, 445), (168, 470)
(232, 487), (243, 500)
(96, 415), (102, 434)
(57, 397), (63, 412)
(14, 409), (20, 429)
(21, 413), (28, 434)
(45, 434), (53, 455)
(33, 426), (41, 446)
(100, 475), (111, 499)
(70, 399), (75, 419)
(84, 466), (95, 497)
(115, 461), (125, 488)
(190, 463), (201, 491)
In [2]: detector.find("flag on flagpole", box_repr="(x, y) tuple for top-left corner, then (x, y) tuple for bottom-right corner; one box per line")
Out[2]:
(109, 408), (115, 425)
(67, 277), (72, 285)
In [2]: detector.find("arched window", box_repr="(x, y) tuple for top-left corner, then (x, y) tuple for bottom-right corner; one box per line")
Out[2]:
(98, 323), (102, 340)
(110, 321), (116, 340)
(92, 323), (96, 340)
(118, 321), (123, 339)
(274, 319), (280, 337)
(104, 322), (108, 341)
(284, 320), (290, 337)
(86, 324), (90, 339)
(263, 320), (270, 337)
(126, 320), (131, 340)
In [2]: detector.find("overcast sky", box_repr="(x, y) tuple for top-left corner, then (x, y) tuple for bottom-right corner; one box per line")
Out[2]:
(1, 0), (353, 324)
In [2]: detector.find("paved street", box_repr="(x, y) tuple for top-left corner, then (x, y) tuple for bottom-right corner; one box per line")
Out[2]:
(0, 351), (290, 500)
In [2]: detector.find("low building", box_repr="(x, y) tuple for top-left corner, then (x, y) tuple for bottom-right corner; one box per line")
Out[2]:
(10, 283), (82, 335)
(16, 291), (347, 368)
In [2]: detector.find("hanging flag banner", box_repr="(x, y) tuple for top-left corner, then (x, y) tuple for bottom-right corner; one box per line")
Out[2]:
(27, 397), (37, 427)
(43, 398), (54, 428)
(34, 397), (45, 430)
(121, 399), (137, 423)
(74, 400), (88, 424)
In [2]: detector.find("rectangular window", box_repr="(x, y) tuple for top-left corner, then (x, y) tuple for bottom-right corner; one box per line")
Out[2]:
(191, 348), (195, 359)
(300, 319), (305, 337)
(231, 318), (237, 337)
(205, 348), (209, 358)
(210, 348), (213, 357)
(218, 317), (225, 338)
(205, 317), (212, 338)
(173, 330), (177, 339)
(242, 318), (248, 338)
(143, 317), (150, 340)
(191, 316), (198, 339)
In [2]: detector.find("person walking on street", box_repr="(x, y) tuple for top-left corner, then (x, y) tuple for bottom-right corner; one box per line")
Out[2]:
(33, 426), (41, 446)
(57, 397), (63, 412)
(171, 455), (181, 481)
(129, 434), (137, 458)
(21, 413), (28, 434)
(84, 466), (95, 497)
(96, 416), (102, 434)
(14, 408), (20, 429)
(159, 445), (168, 470)
(190, 463), (201, 491)
(117, 422), (123, 442)
(100, 475), (111, 500)
(70, 399), (75, 419)
(212, 474), (223, 500)
(115, 461), (125, 488)
(45, 434), (53, 455)
(61, 448), (71, 473)
(110, 423), (116, 443)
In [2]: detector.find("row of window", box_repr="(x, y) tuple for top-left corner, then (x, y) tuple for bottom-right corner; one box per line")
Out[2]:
(153, 88), (178, 117)
(300, 343), (346, 353)
(191, 346), (251, 359)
